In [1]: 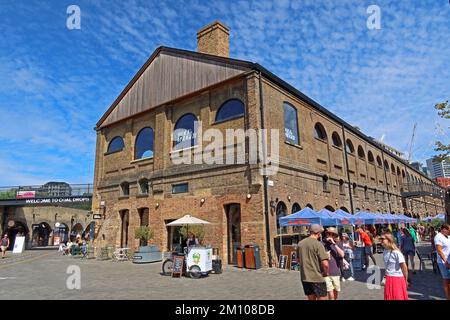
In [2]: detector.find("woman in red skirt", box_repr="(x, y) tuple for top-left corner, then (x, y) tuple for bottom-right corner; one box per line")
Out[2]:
(380, 232), (409, 300)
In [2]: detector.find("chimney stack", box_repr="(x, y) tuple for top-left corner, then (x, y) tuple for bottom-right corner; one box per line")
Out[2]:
(197, 21), (229, 58)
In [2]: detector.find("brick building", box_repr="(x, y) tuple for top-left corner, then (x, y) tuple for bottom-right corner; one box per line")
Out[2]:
(92, 21), (445, 267)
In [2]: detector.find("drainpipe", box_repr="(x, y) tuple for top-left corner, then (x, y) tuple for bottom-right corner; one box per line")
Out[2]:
(381, 151), (392, 213)
(341, 126), (355, 214)
(258, 71), (273, 268)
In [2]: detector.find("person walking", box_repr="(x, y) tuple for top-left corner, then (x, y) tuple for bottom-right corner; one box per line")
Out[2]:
(400, 228), (416, 275)
(408, 225), (418, 244)
(418, 224), (425, 242)
(434, 224), (450, 300)
(1, 234), (10, 259)
(356, 226), (376, 269)
(322, 227), (345, 300)
(341, 233), (355, 281)
(297, 224), (329, 300)
(380, 232), (409, 300)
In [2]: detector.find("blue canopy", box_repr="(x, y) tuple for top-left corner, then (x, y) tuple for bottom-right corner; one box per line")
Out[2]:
(279, 207), (335, 227)
(353, 211), (386, 225)
(316, 209), (341, 226)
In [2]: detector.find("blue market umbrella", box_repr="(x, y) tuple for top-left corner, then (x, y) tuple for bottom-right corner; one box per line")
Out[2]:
(278, 207), (322, 227)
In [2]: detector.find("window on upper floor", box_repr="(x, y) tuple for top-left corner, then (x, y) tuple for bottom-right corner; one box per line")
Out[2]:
(173, 113), (198, 150)
(377, 156), (382, 167)
(346, 139), (355, 154)
(139, 179), (149, 195)
(283, 102), (300, 145)
(215, 99), (245, 122)
(120, 182), (130, 197)
(332, 132), (342, 148)
(135, 127), (154, 159)
(107, 136), (124, 153)
(172, 183), (189, 194)
(358, 146), (365, 159)
(368, 151), (375, 164)
(314, 123), (327, 141)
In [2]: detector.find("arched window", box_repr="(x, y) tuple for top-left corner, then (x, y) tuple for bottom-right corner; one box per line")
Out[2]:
(331, 132), (342, 147)
(135, 127), (154, 159)
(322, 174), (329, 192)
(283, 102), (299, 145)
(215, 99), (245, 122)
(306, 203), (314, 210)
(357, 146), (365, 159)
(384, 160), (389, 171)
(173, 113), (198, 150)
(397, 167), (401, 176)
(292, 203), (301, 214)
(376, 156), (382, 167)
(345, 139), (355, 154)
(391, 164), (395, 174)
(368, 151), (375, 163)
(339, 179), (345, 194)
(107, 136), (124, 153)
(276, 202), (288, 234)
(314, 123), (327, 141)
(340, 207), (349, 213)
(324, 205), (335, 212)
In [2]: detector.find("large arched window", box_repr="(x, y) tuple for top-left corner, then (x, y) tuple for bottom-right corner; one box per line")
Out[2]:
(292, 203), (301, 214)
(283, 102), (299, 145)
(135, 127), (154, 159)
(173, 113), (198, 150)
(314, 123), (327, 141)
(376, 156), (382, 167)
(331, 132), (342, 147)
(368, 151), (375, 163)
(107, 136), (124, 153)
(215, 99), (245, 122)
(384, 160), (389, 171)
(357, 146), (365, 159)
(391, 164), (396, 174)
(276, 202), (288, 234)
(345, 139), (354, 154)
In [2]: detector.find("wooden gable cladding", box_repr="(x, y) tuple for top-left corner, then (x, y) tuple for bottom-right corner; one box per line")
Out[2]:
(98, 49), (250, 128)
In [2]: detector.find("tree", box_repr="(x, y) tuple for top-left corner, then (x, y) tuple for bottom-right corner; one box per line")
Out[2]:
(434, 100), (450, 161)
(134, 226), (154, 246)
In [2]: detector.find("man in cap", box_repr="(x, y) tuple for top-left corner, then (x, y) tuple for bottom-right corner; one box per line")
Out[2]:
(297, 224), (329, 300)
(322, 227), (345, 300)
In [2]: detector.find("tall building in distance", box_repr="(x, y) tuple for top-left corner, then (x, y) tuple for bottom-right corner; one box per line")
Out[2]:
(411, 162), (429, 177)
(426, 158), (450, 179)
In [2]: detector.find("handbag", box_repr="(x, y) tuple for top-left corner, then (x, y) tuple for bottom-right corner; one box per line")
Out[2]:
(342, 258), (350, 270)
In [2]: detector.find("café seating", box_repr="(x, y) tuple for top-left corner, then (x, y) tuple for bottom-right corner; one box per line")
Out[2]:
(112, 248), (130, 261)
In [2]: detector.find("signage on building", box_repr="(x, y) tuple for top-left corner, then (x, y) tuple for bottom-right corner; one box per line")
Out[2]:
(13, 236), (25, 253)
(16, 191), (36, 199)
(268, 180), (274, 187)
(24, 197), (91, 204)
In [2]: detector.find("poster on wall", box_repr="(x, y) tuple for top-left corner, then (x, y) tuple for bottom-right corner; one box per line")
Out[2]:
(13, 236), (25, 253)
(53, 236), (60, 246)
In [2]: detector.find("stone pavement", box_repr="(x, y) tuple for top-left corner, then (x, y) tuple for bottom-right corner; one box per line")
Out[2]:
(0, 244), (445, 300)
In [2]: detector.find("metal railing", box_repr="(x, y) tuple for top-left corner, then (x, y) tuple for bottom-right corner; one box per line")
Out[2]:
(401, 182), (445, 199)
(0, 183), (93, 200)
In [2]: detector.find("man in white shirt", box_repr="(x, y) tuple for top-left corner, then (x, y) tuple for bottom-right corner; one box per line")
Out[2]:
(434, 224), (450, 300)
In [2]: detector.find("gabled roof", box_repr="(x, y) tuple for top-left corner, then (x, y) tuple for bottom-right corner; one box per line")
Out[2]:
(96, 46), (431, 181)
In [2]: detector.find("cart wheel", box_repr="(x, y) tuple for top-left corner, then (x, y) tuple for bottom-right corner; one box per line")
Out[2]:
(162, 259), (174, 276)
(189, 265), (202, 279)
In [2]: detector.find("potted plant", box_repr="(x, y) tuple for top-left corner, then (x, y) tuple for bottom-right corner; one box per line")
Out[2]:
(135, 226), (154, 250)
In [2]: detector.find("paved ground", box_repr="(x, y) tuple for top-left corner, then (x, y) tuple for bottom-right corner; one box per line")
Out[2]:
(0, 243), (446, 300)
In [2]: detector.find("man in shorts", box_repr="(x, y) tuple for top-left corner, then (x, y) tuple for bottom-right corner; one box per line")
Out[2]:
(297, 224), (329, 300)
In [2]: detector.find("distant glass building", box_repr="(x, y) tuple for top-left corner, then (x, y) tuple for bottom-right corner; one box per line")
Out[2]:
(426, 158), (450, 179)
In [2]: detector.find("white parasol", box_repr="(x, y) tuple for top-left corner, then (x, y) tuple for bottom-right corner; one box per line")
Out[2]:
(166, 215), (211, 226)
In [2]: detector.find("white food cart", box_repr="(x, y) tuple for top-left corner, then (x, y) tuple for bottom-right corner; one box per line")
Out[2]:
(186, 246), (213, 278)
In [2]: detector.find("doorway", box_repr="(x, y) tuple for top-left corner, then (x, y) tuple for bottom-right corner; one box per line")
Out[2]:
(225, 203), (241, 265)
(120, 210), (129, 248)
(31, 222), (52, 247)
(166, 219), (183, 253)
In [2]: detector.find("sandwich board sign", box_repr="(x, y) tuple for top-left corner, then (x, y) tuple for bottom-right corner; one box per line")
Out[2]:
(13, 236), (25, 253)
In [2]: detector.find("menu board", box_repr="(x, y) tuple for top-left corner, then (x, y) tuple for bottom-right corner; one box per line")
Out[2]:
(172, 255), (185, 278)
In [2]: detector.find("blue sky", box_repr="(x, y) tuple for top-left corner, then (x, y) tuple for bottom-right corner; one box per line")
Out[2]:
(1, 0), (449, 186)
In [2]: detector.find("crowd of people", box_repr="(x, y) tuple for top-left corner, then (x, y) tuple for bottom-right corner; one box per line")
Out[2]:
(296, 223), (450, 300)
(58, 233), (89, 256)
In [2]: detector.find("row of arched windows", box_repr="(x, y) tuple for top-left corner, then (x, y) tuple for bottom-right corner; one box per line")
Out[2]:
(282, 101), (424, 183)
(106, 99), (245, 157)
